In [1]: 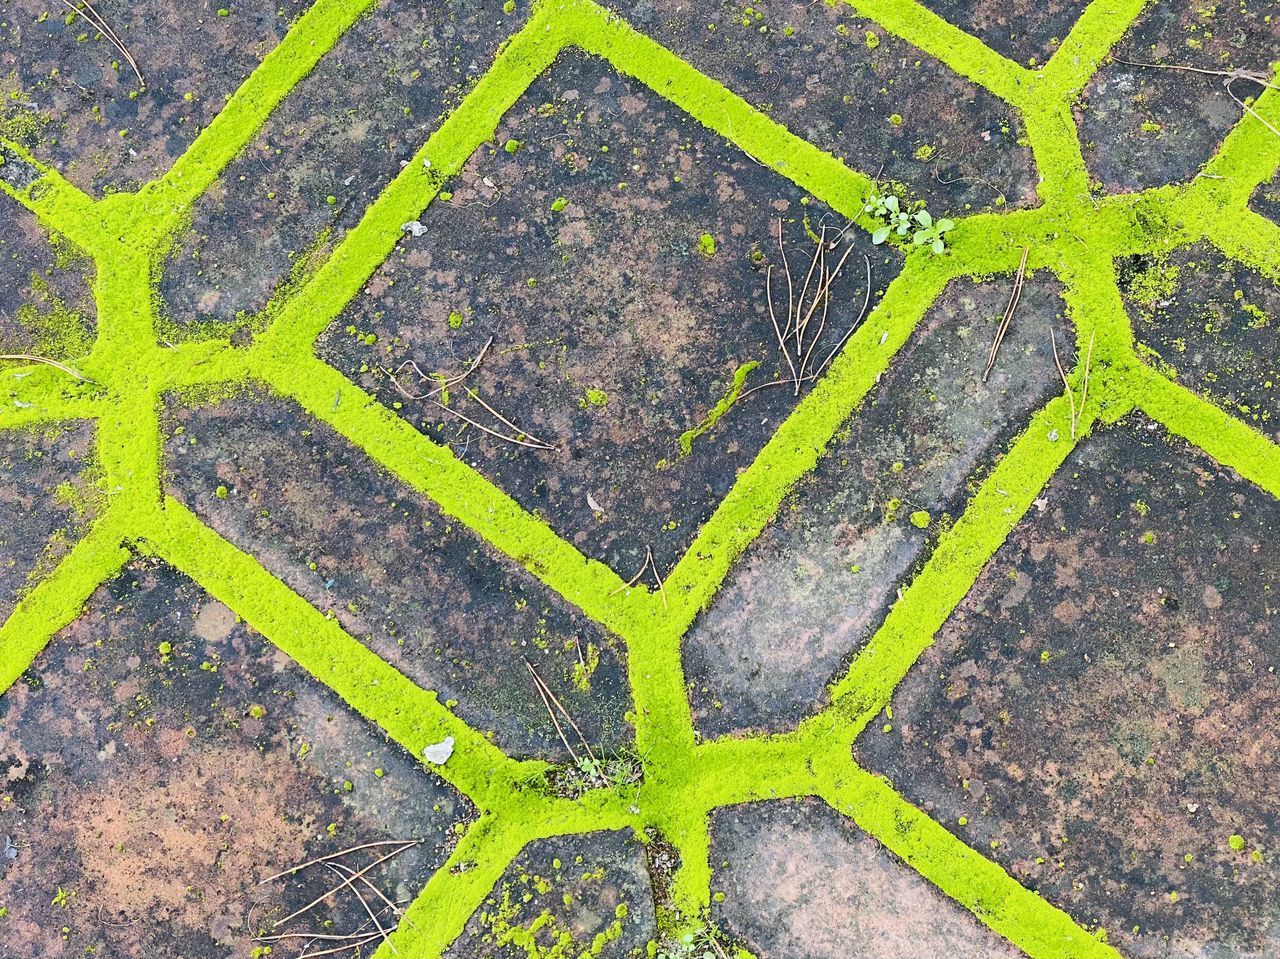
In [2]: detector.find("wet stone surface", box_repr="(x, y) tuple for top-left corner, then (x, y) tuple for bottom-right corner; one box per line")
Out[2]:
(709, 799), (1020, 958)
(684, 272), (1068, 738)
(0, 205), (95, 360)
(0, 562), (471, 959)
(855, 418), (1280, 958)
(1077, 1), (1280, 193)
(0, 421), (95, 622)
(1120, 241), (1280, 443)
(1253, 169), (1280, 224)
(0, 0), (309, 194)
(162, 390), (633, 761)
(320, 51), (899, 576)
(609, 0), (1036, 214)
(445, 830), (657, 959)
(159, 0), (510, 327)
(917, 0), (1087, 67)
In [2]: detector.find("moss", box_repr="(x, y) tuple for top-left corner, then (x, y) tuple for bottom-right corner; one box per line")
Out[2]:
(1, 0), (1278, 957)
(678, 361), (758, 456)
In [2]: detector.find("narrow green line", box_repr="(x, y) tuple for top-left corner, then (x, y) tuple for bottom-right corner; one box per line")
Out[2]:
(254, 353), (647, 628)
(0, 137), (105, 256)
(1021, 102), (1092, 206)
(258, 2), (565, 354)
(819, 396), (1097, 740)
(569, 0), (875, 223)
(144, 0), (380, 228)
(0, 368), (104, 427)
(148, 497), (542, 810)
(1124, 364), (1280, 500)
(824, 765), (1120, 959)
(842, 0), (1033, 107)
(1040, 0), (1153, 101)
(0, 509), (131, 696)
(1204, 207), (1280, 283)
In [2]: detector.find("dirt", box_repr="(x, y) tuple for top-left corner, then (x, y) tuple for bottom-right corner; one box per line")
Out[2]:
(318, 50), (899, 576)
(0, 0), (310, 195)
(0, 561), (472, 958)
(159, 0), (510, 327)
(855, 417), (1280, 958)
(684, 272), (1068, 737)
(709, 798), (1021, 959)
(1077, 3), (1280, 193)
(162, 389), (634, 761)
(1119, 240), (1280, 443)
(0, 421), (96, 622)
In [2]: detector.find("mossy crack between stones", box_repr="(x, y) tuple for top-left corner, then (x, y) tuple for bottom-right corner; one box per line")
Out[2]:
(1, 0), (1279, 955)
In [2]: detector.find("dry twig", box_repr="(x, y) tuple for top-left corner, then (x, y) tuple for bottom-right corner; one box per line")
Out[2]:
(55, 0), (143, 88)
(526, 659), (597, 764)
(272, 841), (421, 929)
(983, 245), (1030, 382)
(1050, 328), (1096, 440)
(1112, 56), (1280, 139)
(0, 353), (94, 383)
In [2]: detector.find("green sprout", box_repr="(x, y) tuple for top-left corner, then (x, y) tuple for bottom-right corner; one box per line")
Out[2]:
(864, 187), (954, 254)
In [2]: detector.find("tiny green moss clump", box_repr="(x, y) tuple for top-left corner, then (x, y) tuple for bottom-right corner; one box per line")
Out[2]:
(909, 510), (931, 529)
(503, 138), (522, 154)
(582, 388), (608, 408)
(551, 195), (569, 212)
(697, 232), (717, 257)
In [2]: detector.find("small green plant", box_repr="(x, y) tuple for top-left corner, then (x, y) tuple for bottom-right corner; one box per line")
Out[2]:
(655, 924), (733, 959)
(865, 188), (912, 244)
(864, 187), (954, 253)
(910, 208), (955, 254)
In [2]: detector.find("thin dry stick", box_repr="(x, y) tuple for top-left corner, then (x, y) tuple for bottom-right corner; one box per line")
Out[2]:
(812, 254), (874, 378)
(983, 245), (1031, 382)
(1226, 78), (1280, 140)
(765, 264), (800, 387)
(797, 238), (862, 384)
(260, 839), (419, 885)
(324, 863), (395, 957)
(428, 398), (553, 451)
(525, 660), (582, 763)
(462, 387), (555, 450)
(646, 545), (668, 610)
(795, 228), (828, 349)
(258, 931), (387, 943)
(1112, 56), (1279, 89)
(384, 337), (493, 401)
(1078, 329), (1096, 433)
(0, 353), (94, 383)
(1112, 56), (1280, 137)
(777, 218), (795, 349)
(527, 659), (597, 763)
(297, 934), (384, 959)
(607, 553), (651, 597)
(55, 0), (143, 88)
(328, 860), (411, 929)
(791, 226), (825, 349)
(273, 842), (422, 930)
(739, 251), (871, 404)
(1050, 328), (1081, 440)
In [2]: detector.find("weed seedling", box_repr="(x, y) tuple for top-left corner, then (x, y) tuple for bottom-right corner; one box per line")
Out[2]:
(864, 186), (954, 253)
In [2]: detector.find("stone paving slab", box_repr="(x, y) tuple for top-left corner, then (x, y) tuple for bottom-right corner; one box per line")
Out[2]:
(0, 0), (1278, 956)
